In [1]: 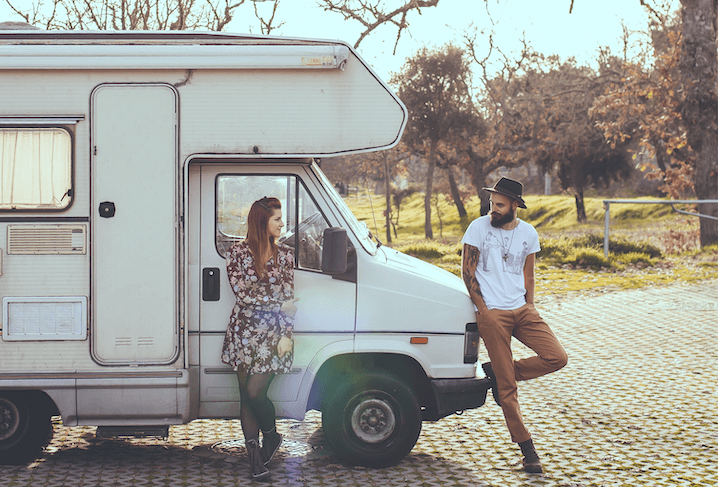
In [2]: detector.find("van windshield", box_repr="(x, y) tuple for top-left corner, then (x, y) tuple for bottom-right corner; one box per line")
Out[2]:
(311, 163), (377, 255)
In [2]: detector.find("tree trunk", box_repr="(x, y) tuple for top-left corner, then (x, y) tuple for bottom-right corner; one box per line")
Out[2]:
(574, 188), (587, 223)
(434, 192), (443, 238)
(446, 166), (467, 218)
(424, 141), (437, 239)
(680, 0), (718, 246)
(467, 163), (490, 216)
(383, 154), (392, 244)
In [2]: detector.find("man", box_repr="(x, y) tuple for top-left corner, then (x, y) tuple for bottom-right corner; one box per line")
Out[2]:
(461, 177), (567, 474)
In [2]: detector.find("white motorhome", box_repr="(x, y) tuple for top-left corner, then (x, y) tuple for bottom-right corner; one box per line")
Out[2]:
(0, 27), (489, 467)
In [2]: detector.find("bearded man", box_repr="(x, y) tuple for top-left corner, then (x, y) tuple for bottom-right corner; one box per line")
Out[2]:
(461, 177), (568, 474)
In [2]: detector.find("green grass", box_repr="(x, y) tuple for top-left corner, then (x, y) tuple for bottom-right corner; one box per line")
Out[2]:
(345, 191), (718, 297)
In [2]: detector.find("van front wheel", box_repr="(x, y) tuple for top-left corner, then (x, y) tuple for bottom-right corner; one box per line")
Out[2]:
(0, 394), (52, 465)
(322, 372), (422, 468)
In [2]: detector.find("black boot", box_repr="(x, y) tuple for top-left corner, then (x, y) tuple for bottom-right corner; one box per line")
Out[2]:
(519, 438), (543, 474)
(246, 439), (271, 482)
(481, 362), (501, 406)
(261, 427), (283, 466)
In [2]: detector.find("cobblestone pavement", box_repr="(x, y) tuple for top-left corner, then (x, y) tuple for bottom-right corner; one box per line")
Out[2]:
(1, 281), (716, 487)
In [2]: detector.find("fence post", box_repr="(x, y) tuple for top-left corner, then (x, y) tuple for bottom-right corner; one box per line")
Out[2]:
(603, 201), (610, 258)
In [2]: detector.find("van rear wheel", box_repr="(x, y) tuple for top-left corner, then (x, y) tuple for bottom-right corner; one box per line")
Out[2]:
(322, 371), (422, 468)
(0, 394), (52, 465)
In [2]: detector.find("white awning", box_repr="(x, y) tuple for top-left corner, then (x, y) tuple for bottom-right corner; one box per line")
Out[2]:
(0, 44), (349, 70)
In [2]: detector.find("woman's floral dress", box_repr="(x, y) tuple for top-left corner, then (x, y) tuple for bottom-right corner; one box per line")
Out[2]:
(221, 241), (294, 375)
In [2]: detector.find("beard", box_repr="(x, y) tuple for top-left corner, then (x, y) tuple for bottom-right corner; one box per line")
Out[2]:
(490, 211), (515, 228)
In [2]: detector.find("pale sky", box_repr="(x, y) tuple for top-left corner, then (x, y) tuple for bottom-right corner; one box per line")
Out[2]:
(1, 0), (679, 81)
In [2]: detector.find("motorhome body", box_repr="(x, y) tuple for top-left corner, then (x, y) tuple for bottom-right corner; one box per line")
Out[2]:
(0, 28), (489, 467)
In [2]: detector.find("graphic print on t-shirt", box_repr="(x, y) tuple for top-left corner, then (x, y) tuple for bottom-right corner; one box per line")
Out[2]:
(482, 229), (529, 276)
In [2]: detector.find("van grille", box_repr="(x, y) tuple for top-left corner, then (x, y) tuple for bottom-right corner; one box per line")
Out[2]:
(7, 224), (87, 254)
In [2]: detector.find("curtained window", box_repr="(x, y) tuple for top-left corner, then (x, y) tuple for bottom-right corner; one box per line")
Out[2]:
(0, 128), (72, 210)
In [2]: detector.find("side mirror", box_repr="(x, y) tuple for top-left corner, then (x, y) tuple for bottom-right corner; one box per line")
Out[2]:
(321, 227), (348, 275)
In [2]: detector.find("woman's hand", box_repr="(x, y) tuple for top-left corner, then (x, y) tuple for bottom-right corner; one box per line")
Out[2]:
(277, 336), (293, 357)
(280, 298), (300, 318)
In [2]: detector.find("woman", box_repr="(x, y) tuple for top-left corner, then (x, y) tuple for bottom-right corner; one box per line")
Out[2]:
(221, 196), (298, 482)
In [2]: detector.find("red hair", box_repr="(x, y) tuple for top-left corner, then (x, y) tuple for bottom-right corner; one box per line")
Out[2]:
(246, 197), (281, 275)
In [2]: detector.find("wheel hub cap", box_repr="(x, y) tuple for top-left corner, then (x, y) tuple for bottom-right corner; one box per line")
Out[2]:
(351, 398), (396, 443)
(0, 398), (20, 441)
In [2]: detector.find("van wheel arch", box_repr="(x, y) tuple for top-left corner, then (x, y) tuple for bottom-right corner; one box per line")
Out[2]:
(307, 353), (431, 413)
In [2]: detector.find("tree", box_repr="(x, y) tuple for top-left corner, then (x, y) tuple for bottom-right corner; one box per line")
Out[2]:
(590, 11), (693, 198)
(465, 32), (632, 221)
(321, 148), (406, 243)
(589, 1), (718, 246)
(677, 0), (718, 246)
(527, 57), (633, 222)
(462, 35), (549, 216)
(5, 0), (441, 39)
(320, 0), (440, 51)
(4, 0), (276, 32)
(391, 44), (481, 238)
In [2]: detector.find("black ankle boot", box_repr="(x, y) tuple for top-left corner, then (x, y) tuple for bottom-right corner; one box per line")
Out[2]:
(261, 428), (283, 466)
(246, 439), (271, 481)
(519, 438), (543, 474)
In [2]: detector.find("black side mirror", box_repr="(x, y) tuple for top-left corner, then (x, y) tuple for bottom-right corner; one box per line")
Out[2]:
(321, 227), (348, 275)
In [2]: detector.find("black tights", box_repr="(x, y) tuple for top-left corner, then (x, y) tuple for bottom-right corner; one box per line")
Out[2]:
(236, 371), (276, 442)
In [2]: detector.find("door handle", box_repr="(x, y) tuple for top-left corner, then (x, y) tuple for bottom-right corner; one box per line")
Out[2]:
(99, 201), (116, 218)
(202, 267), (221, 301)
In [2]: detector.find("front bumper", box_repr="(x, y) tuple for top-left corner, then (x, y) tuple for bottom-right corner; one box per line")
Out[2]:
(427, 377), (491, 420)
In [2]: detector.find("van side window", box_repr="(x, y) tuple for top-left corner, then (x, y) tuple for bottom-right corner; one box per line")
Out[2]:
(287, 183), (330, 271)
(0, 128), (72, 210)
(216, 175), (329, 271)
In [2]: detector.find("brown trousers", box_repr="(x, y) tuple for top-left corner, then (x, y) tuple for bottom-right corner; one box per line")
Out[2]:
(478, 303), (567, 443)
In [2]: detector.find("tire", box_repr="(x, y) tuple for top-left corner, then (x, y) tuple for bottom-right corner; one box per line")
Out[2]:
(322, 371), (422, 468)
(0, 393), (52, 465)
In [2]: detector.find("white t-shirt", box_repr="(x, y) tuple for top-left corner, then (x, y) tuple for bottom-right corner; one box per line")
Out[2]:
(461, 216), (540, 310)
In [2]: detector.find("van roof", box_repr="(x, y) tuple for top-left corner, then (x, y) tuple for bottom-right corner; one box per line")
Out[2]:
(0, 28), (342, 46)
(0, 30), (352, 70)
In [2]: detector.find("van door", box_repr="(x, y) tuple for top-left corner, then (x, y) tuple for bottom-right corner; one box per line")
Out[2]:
(192, 163), (356, 419)
(90, 84), (179, 365)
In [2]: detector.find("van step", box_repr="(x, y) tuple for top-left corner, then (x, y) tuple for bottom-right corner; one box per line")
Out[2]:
(96, 425), (169, 439)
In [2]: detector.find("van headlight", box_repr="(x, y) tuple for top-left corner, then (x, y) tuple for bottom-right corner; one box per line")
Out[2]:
(463, 323), (479, 364)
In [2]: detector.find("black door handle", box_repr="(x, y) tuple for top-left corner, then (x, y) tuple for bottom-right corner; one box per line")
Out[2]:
(202, 267), (221, 301)
(99, 201), (116, 218)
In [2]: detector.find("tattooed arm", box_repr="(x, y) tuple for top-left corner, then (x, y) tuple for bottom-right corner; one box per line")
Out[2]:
(462, 243), (488, 313)
(523, 252), (536, 305)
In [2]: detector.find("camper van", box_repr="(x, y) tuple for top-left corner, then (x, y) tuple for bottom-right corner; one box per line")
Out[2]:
(0, 28), (490, 467)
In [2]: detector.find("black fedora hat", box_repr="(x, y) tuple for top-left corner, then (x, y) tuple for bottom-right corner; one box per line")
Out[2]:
(483, 177), (527, 209)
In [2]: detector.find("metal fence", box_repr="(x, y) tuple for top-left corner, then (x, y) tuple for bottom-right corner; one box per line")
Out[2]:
(602, 199), (718, 257)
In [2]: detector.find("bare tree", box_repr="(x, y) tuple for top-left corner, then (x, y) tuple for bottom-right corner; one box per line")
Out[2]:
(4, 0), (282, 32)
(319, 0), (440, 51)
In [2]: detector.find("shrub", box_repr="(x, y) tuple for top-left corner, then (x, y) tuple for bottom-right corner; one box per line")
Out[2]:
(564, 248), (612, 270)
(537, 238), (572, 260)
(608, 236), (662, 258)
(613, 252), (658, 266)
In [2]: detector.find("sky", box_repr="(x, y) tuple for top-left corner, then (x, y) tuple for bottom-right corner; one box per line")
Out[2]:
(0, 0), (680, 81)
(245, 0), (679, 80)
